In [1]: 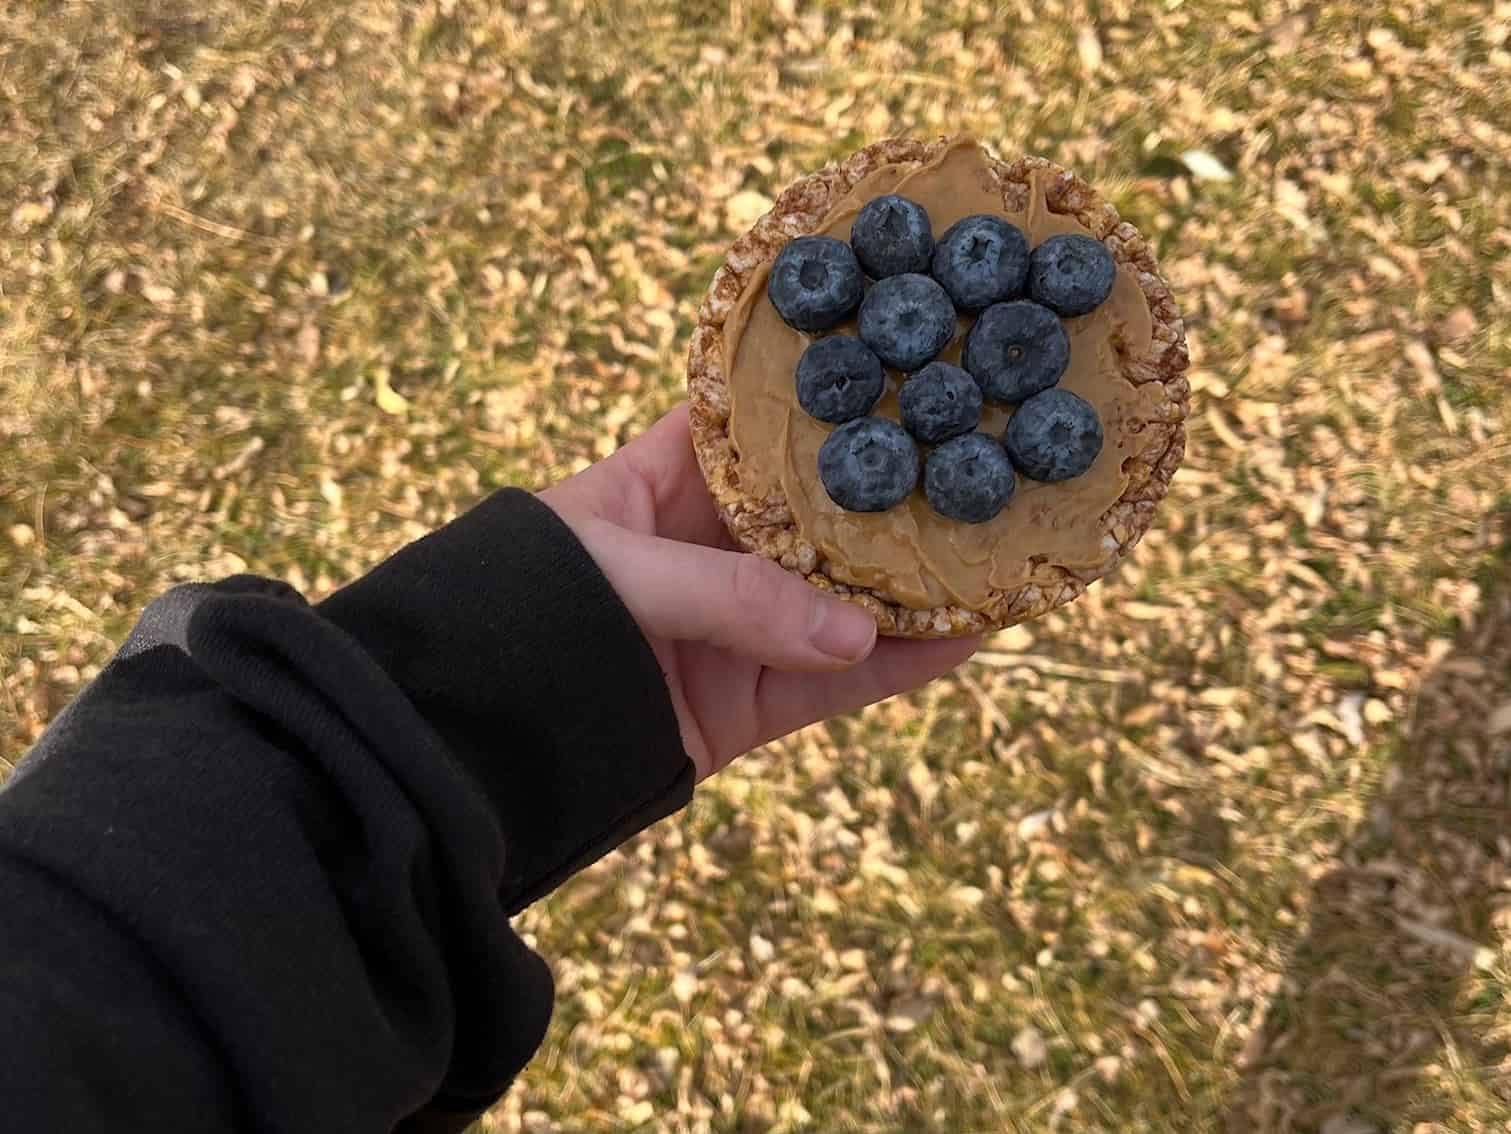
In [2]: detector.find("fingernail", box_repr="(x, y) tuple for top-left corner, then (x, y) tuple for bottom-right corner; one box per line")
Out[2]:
(810, 597), (877, 662)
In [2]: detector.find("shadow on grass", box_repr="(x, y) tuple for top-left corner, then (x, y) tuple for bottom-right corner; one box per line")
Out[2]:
(1224, 517), (1511, 1131)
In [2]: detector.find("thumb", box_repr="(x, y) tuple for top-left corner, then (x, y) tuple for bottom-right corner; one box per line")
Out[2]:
(572, 519), (878, 670)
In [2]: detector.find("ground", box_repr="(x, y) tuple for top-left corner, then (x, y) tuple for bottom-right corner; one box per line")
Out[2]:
(3, 1), (1511, 1131)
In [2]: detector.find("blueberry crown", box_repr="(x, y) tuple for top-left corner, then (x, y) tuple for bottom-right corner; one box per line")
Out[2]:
(773, 195), (1117, 524)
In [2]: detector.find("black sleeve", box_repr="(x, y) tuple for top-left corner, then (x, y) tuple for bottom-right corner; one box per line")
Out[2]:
(0, 488), (694, 1134)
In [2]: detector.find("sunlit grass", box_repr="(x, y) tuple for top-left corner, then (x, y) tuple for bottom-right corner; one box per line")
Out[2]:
(4, 1), (1511, 1129)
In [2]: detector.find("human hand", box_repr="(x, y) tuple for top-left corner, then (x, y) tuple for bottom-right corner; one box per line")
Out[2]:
(541, 404), (979, 780)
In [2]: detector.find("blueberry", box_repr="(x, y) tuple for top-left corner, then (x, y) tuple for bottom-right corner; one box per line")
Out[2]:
(767, 236), (866, 332)
(930, 214), (1029, 312)
(795, 336), (885, 424)
(962, 300), (1069, 404)
(1004, 388), (1103, 482)
(857, 273), (956, 372)
(1027, 233), (1116, 317)
(923, 433), (1017, 524)
(850, 194), (934, 279)
(898, 362), (982, 444)
(817, 417), (920, 513)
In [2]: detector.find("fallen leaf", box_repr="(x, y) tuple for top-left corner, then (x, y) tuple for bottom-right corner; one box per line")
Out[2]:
(1012, 1025), (1047, 1068)
(1198, 687), (1243, 707)
(297, 322), (321, 366)
(1404, 340), (1441, 391)
(319, 476), (343, 510)
(947, 885), (985, 910)
(1436, 305), (1477, 344)
(1017, 809), (1056, 841)
(11, 199), (54, 228)
(1076, 27), (1103, 73)
(1488, 701), (1511, 736)
(725, 189), (773, 231)
(373, 368), (410, 415)
(885, 996), (933, 1033)
(1368, 254), (1404, 282)
(1180, 149), (1233, 182)
(620, 1100), (654, 1124)
(1395, 916), (1492, 966)
(1269, 13), (1309, 52)
(1320, 1116), (1380, 1134)
(1336, 692), (1366, 747)
(779, 976), (811, 1000)
(838, 949), (867, 972)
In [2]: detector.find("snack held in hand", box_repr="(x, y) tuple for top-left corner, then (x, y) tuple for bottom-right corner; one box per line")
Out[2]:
(688, 137), (1190, 636)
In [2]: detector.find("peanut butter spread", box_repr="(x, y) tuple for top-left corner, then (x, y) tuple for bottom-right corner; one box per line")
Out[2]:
(722, 137), (1165, 611)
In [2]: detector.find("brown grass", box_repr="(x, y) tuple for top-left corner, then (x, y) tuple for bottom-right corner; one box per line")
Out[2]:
(3, 1), (1510, 1130)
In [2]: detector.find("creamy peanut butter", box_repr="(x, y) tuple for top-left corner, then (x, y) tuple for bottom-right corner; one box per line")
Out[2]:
(724, 137), (1163, 611)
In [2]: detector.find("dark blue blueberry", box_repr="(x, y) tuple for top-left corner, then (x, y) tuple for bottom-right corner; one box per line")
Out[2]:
(1004, 388), (1103, 482)
(1026, 233), (1116, 317)
(817, 417), (919, 513)
(930, 214), (1029, 312)
(767, 236), (866, 332)
(924, 433), (1017, 523)
(795, 336), (885, 424)
(857, 273), (956, 372)
(898, 362), (982, 444)
(962, 300), (1069, 404)
(850, 194), (934, 279)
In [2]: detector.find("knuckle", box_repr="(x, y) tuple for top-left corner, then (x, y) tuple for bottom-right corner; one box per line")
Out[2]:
(728, 554), (785, 616)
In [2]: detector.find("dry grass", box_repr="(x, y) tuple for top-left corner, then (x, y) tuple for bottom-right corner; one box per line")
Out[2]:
(3, 1), (1511, 1130)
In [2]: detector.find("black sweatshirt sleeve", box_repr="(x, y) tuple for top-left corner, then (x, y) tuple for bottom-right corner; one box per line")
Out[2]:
(0, 488), (695, 1134)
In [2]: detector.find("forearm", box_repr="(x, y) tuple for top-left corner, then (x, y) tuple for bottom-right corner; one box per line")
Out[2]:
(0, 489), (693, 1132)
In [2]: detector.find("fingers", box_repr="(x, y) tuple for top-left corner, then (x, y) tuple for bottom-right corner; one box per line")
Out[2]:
(617, 405), (734, 546)
(543, 404), (731, 547)
(614, 403), (698, 499)
(749, 635), (981, 749)
(572, 518), (878, 671)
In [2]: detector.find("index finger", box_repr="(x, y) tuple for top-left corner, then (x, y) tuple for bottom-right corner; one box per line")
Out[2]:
(548, 404), (734, 548)
(616, 405), (733, 547)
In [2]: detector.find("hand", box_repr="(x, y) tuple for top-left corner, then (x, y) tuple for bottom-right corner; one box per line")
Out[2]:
(541, 404), (979, 780)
